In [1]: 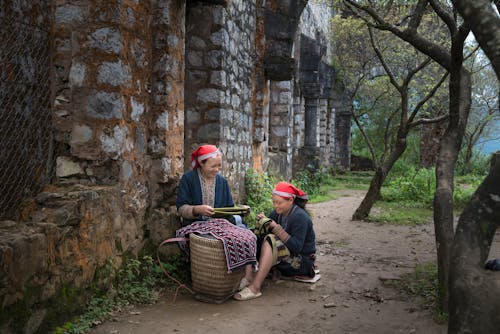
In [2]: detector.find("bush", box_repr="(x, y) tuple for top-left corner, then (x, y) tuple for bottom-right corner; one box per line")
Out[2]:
(245, 169), (275, 227)
(382, 167), (435, 207)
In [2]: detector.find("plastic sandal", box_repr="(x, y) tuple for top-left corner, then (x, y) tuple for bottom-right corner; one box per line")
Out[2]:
(238, 277), (251, 290)
(233, 287), (262, 301)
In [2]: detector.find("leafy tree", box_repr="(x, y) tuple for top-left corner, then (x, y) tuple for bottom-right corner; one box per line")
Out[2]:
(331, 13), (448, 220)
(352, 24), (448, 220)
(447, 1), (500, 333)
(342, 0), (473, 314)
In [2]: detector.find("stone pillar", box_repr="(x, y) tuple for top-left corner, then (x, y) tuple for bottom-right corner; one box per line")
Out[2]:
(148, 0), (186, 206)
(334, 106), (352, 171)
(252, 0), (270, 172)
(304, 97), (319, 148)
(292, 93), (304, 149)
(328, 105), (337, 167)
(268, 80), (293, 179)
(318, 98), (329, 167)
(184, 1), (256, 199)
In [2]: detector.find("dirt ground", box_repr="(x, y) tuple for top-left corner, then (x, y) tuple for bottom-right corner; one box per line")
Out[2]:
(89, 190), (500, 334)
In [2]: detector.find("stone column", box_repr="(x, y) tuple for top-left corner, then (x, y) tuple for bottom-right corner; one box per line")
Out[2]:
(268, 80), (293, 179)
(149, 0), (186, 209)
(184, 1), (256, 199)
(304, 97), (319, 148)
(328, 105), (337, 167)
(318, 98), (329, 166)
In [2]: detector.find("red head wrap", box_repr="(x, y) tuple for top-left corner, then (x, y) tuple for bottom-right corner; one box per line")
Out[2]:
(272, 182), (308, 200)
(190, 145), (221, 169)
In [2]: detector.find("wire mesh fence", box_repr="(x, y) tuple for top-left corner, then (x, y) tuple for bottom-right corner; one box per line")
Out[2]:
(0, 8), (53, 220)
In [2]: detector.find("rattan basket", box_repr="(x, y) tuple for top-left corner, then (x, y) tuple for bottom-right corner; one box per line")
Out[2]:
(189, 233), (244, 302)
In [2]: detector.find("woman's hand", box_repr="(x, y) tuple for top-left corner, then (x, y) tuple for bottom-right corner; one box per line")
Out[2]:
(194, 205), (215, 217)
(256, 212), (266, 220)
(268, 220), (278, 229)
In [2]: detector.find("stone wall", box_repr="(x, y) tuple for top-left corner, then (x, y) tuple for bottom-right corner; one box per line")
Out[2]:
(1, 1), (186, 332)
(0, 1), (350, 332)
(184, 0), (256, 199)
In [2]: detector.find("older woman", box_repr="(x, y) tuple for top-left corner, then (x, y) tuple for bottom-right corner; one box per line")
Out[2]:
(176, 144), (236, 226)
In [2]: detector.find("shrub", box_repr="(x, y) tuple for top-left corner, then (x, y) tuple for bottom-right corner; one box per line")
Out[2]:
(382, 167), (435, 207)
(244, 169), (275, 227)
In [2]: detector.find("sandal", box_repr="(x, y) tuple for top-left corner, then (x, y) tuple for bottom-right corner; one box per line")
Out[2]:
(233, 287), (262, 301)
(238, 277), (251, 291)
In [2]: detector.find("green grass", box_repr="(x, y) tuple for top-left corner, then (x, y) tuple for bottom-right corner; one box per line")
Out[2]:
(368, 201), (433, 226)
(329, 172), (372, 191)
(382, 262), (447, 322)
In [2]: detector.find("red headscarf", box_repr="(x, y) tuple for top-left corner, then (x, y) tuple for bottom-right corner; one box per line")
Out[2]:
(190, 144), (221, 169)
(272, 182), (308, 200)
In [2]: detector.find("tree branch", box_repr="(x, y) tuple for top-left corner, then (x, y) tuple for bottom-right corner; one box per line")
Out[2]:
(408, 70), (449, 125)
(408, 113), (449, 128)
(428, 0), (456, 33)
(343, 0), (452, 70)
(403, 57), (432, 87)
(408, 0), (429, 31)
(452, 0), (500, 78)
(368, 26), (401, 92)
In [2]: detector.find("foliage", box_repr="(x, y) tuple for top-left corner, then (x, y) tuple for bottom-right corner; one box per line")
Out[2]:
(382, 167), (436, 207)
(293, 168), (339, 203)
(383, 262), (447, 322)
(293, 167), (322, 197)
(456, 147), (492, 176)
(381, 166), (482, 210)
(245, 169), (276, 227)
(52, 254), (186, 334)
(369, 201), (432, 226)
(329, 171), (372, 190)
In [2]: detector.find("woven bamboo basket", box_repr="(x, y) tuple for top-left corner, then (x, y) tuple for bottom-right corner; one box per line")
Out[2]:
(189, 233), (244, 301)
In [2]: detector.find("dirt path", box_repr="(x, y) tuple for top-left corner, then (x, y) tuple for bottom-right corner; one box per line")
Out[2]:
(89, 191), (452, 334)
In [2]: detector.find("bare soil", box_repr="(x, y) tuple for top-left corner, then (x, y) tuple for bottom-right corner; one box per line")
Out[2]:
(88, 190), (500, 334)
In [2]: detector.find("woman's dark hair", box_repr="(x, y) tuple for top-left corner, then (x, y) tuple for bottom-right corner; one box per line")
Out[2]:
(294, 197), (307, 210)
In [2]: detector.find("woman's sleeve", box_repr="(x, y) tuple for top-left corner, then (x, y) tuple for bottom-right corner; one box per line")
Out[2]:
(283, 216), (309, 254)
(176, 174), (192, 208)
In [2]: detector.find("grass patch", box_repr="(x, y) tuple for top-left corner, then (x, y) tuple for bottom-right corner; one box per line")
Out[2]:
(383, 262), (447, 323)
(309, 190), (339, 203)
(368, 201), (432, 226)
(330, 172), (372, 191)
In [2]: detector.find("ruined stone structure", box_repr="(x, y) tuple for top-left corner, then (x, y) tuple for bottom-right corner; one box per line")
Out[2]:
(0, 1), (350, 332)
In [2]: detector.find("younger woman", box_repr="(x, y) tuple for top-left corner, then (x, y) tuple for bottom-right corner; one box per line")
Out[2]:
(234, 182), (317, 301)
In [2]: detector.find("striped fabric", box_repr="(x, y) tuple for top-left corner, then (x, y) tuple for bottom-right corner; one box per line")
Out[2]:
(176, 219), (257, 272)
(264, 233), (290, 265)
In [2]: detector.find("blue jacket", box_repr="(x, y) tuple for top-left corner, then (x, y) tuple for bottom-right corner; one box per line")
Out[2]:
(269, 205), (316, 256)
(176, 170), (234, 224)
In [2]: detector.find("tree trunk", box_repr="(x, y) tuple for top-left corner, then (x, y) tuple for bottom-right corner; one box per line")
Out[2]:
(352, 136), (407, 220)
(452, 0), (500, 78)
(433, 65), (471, 313)
(448, 158), (500, 334)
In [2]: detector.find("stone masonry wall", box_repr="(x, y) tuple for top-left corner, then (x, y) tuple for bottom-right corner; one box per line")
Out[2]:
(1, 1), (186, 332)
(0, 1), (348, 332)
(184, 0), (255, 200)
(268, 81), (294, 179)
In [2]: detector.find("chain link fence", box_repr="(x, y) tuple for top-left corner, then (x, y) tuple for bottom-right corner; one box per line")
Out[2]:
(0, 8), (53, 220)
